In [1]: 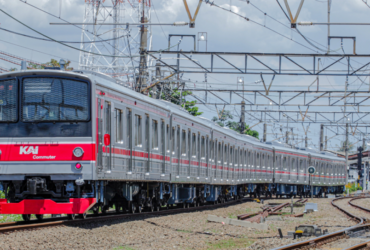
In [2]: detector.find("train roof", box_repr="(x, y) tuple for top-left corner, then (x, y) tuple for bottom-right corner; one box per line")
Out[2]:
(0, 69), (345, 162)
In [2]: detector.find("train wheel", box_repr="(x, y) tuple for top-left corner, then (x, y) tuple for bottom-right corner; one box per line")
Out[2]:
(138, 205), (143, 213)
(22, 214), (31, 221)
(92, 207), (99, 215)
(78, 213), (87, 219)
(67, 214), (76, 220)
(35, 214), (44, 221)
(150, 205), (154, 212)
(131, 203), (136, 214)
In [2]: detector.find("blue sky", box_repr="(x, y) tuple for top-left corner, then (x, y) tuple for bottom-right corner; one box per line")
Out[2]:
(1, 0), (370, 151)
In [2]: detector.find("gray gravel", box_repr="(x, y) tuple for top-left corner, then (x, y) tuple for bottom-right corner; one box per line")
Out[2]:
(0, 198), (361, 250)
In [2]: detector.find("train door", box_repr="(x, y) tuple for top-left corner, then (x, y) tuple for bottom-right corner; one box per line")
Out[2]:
(103, 101), (112, 172)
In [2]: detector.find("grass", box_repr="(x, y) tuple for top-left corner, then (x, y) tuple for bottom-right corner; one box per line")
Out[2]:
(113, 247), (135, 250)
(176, 229), (193, 233)
(207, 238), (254, 250)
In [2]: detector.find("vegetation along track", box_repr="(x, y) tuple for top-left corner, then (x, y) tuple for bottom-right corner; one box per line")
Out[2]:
(273, 195), (370, 250)
(0, 197), (252, 234)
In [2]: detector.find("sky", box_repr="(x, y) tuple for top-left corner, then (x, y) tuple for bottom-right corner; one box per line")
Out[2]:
(0, 0), (370, 151)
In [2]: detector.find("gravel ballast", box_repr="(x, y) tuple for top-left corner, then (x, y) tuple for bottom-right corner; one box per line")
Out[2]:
(0, 197), (364, 250)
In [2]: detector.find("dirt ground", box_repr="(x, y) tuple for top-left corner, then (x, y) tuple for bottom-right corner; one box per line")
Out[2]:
(0, 197), (366, 250)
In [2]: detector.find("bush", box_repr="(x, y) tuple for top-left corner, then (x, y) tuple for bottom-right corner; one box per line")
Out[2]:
(345, 182), (362, 193)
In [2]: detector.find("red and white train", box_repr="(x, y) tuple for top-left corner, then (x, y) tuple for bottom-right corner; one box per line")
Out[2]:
(0, 69), (346, 220)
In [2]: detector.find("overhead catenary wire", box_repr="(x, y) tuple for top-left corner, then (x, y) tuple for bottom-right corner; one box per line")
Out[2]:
(0, 7), (181, 59)
(0, 27), (129, 44)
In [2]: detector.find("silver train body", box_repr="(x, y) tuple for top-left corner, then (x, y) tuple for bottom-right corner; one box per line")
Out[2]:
(0, 70), (346, 215)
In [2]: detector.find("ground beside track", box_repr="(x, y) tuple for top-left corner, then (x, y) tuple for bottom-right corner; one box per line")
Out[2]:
(0, 198), (359, 250)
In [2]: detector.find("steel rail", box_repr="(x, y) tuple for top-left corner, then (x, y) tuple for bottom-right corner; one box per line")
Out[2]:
(272, 196), (369, 250)
(0, 197), (251, 234)
(344, 240), (370, 250)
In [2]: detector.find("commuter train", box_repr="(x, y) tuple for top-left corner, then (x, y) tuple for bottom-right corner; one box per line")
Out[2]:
(0, 69), (346, 220)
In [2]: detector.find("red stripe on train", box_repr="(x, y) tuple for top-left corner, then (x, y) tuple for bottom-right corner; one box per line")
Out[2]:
(0, 144), (96, 161)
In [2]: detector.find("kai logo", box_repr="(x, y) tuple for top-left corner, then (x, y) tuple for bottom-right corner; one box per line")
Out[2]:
(19, 146), (39, 155)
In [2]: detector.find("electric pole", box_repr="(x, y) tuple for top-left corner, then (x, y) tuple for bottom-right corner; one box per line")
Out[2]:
(320, 124), (324, 151)
(137, 0), (148, 93)
(240, 101), (245, 133)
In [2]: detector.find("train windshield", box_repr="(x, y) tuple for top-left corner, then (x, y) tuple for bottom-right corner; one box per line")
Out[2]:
(22, 77), (89, 122)
(0, 79), (18, 122)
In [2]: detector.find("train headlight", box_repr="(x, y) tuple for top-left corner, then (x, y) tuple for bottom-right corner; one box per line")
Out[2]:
(73, 147), (84, 157)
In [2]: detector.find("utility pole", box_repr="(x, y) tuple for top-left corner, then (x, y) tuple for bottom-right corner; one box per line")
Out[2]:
(240, 101), (245, 133)
(320, 124), (324, 151)
(286, 131), (290, 145)
(345, 123), (349, 184)
(327, 0), (331, 53)
(263, 123), (267, 142)
(305, 136), (308, 148)
(137, 0), (148, 93)
(325, 135), (328, 150)
(155, 62), (161, 99)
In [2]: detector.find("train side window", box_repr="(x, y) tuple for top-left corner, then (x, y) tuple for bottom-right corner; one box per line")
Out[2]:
(256, 153), (260, 166)
(166, 124), (170, 153)
(201, 136), (205, 159)
(224, 144), (228, 164)
(172, 127), (176, 155)
(192, 133), (196, 157)
(292, 158), (295, 171)
(176, 126), (180, 156)
(115, 109), (123, 144)
(218, 142), (222, 164)
(230, 147), (233, 165)
(152, 119), (158, 150)
(181, 130), (186, 156)
(145, 114), (149, 150)
(299, 159), (304, 171)
(283, 157), (287, 170)
(262, 154), (265, 166)
(134, 115), (142, 147)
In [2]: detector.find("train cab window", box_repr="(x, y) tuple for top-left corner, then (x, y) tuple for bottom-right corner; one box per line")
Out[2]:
(135, 115), (142, 147)
(22, 78), (89, 122)
(0, 79), (17, 122)
(152, 120), (158, 150)
(181, 130), (186, 156)
(192, 133), (196, 157)
(115, 109), (123, 143)
(201, 136), (205, 159)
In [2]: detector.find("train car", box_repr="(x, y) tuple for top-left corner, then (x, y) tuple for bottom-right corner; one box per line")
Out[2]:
(0, 68), (346, 220)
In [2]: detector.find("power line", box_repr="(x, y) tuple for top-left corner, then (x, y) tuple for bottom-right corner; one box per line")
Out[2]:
(0, 27), (129, 44)
(203, 0), (321, 53)
(0, 7), (180, 59)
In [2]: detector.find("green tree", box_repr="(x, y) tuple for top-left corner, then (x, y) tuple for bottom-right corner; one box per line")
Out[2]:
(226, 121), (259, 139)
(211, 110), (233, 127)
(212, 110), (259, 139)
(338, 140), (355, 152)
(27, 59), (73, 71)
(162, 90), (203, 116)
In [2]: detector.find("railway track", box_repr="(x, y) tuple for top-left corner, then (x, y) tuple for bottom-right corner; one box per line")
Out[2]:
(0, 197), (252, 234)
(273, 195), (370, 250)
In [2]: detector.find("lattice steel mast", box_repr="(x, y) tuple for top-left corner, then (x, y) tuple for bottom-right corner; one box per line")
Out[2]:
(79, 0), (152, 87)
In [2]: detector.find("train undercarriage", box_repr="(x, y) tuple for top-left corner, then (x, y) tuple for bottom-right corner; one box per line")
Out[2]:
(0, 178), (345, 221)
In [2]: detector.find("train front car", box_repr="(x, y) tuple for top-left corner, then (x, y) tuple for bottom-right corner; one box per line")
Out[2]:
(0, 70), (95, 220)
